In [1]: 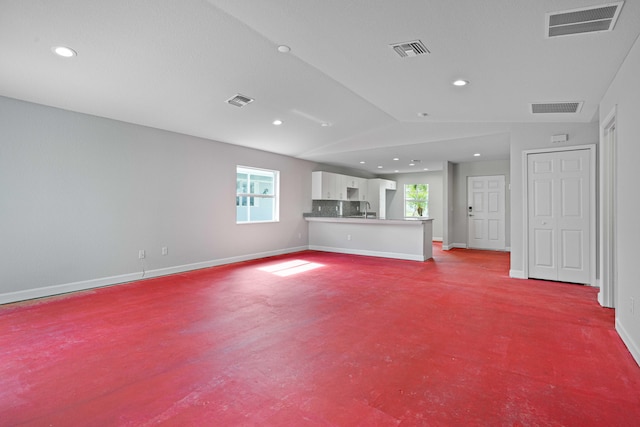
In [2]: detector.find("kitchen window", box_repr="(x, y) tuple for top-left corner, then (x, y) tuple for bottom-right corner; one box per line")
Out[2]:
(236, 166), (279, 223)
(404, 184), (429, 217)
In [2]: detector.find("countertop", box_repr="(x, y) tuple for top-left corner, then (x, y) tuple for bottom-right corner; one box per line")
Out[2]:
(304, 216), (433, 226)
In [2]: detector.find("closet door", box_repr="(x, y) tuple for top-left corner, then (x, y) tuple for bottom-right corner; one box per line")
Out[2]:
(528, 149), (591, 283)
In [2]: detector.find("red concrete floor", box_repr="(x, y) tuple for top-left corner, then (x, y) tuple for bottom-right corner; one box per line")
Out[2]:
(1, 244), (639, 426)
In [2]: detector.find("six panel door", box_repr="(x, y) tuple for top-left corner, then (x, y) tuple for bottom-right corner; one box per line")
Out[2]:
(467, 175), (506, 250)
(527, 149), (590, 283)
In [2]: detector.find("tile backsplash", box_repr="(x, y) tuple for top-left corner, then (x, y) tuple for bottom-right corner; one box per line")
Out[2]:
(306, 200), (366, 217)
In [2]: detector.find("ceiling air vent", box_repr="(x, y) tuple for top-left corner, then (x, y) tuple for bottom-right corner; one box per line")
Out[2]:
(546, 2), (624, 38)
(390, 40), (430, 58)
(226, 94), (254, 108)
(531, 102), (583, 114)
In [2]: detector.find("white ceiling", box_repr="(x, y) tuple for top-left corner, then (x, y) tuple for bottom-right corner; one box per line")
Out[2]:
(1, 0), (638, 173)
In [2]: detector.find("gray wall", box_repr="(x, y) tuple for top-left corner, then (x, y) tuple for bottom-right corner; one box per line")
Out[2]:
(451, 160), (510, 247)
(0, 96), (315, 302)
(600, 34), (640, 364)
(384, 171), (443, 240)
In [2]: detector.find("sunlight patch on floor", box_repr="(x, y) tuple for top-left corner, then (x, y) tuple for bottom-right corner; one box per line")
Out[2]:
(258, 260), (324, 277)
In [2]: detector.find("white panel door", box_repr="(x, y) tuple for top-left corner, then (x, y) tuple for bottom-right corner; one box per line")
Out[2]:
(527, 149), (590, 283)
(467, 175), (506, 250)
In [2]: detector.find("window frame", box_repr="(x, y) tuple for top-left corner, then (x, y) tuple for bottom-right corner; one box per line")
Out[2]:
(236, 165), (280, 224)
(404, 183), (429, 218)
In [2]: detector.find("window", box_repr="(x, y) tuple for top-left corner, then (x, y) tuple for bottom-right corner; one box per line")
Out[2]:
(404, 184), (429, 217)
(236, 166), (279, 223)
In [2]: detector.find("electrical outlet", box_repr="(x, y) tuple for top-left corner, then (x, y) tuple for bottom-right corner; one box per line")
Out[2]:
(318, 206), (321, 211)
(298, 233), (302, 239)
(138, 250), (145, 259)
(161, 246), (168, 256)
(347, 234), (352, 241)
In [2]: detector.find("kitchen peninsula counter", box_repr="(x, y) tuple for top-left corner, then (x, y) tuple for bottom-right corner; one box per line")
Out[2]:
(305, 216), (433, 261)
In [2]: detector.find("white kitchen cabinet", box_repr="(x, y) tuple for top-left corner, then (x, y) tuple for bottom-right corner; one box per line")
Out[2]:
(367, 180), (380, 212)
(345, 176), (359, 189)
(312, 171), (333, 200)
(347, 177), (367, 201)
(313, 172), (391, 202)
(355, 177), (367, 201)
(312, 171), (348, 200)
(334, 174), (348, 200)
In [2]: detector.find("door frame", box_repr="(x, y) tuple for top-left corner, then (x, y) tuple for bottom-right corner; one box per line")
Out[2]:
(521, 144), (596, 284)
(467, 175), (506, 250)
(599, 107), (617, 307)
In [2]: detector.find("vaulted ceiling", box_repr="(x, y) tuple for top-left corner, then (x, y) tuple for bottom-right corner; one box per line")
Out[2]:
(1, 1), (639, 173)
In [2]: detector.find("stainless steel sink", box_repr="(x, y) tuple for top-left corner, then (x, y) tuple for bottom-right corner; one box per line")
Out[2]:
(346, 213), (377, 219)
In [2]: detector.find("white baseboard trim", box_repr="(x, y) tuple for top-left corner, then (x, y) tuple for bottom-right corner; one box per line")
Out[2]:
(442, 243), (466, 250)
(445, 243), (467, 250)
(0, 246), (308, 305)
(0, 272), (142, 306)
(616, 318), (640, 367)
(432, 237), (443, 242)
(443, 243), (510, 252)
(308, 245), (427, 262)
(598, 291), (603, 306)
(509, 270), (526, 279)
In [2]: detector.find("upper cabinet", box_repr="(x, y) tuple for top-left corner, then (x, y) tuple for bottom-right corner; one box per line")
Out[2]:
(335, 174), (348, 200)
(383, 179), (397, 190)
(312, 171), (347, 200)
(312, 171), (333, 200)
(345, 176), (359, 188)
(354, 177), (367, 201)
(312, 172), (394, 202)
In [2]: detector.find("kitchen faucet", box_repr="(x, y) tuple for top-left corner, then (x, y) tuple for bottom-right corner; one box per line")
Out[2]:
(364, 201), (371, 217)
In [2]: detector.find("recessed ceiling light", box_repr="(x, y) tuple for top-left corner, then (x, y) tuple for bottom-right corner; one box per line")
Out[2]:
(377, 166), (383, 169)
(321, 122), (332, 127)
(394, 170), (399, 173)
(272, 119), (283, 126)
(393, 157), (399, 161)
(359, 161), (366, 164)
(277, 45), (291, 53)
(52, 46), (76, 58)
(453, 79), (469, 86)
(474, 153), (481, 157)
(423, 168), (429, 171)
(409, 163), (415, 166)
(417, 112), (429, 117)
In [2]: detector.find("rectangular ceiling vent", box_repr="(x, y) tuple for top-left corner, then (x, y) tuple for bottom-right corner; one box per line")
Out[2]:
(226, 94), (254, 108)
(390, 40), (430, 58)
(531, 102), (584, 114)
(546, 2), (624, 38)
